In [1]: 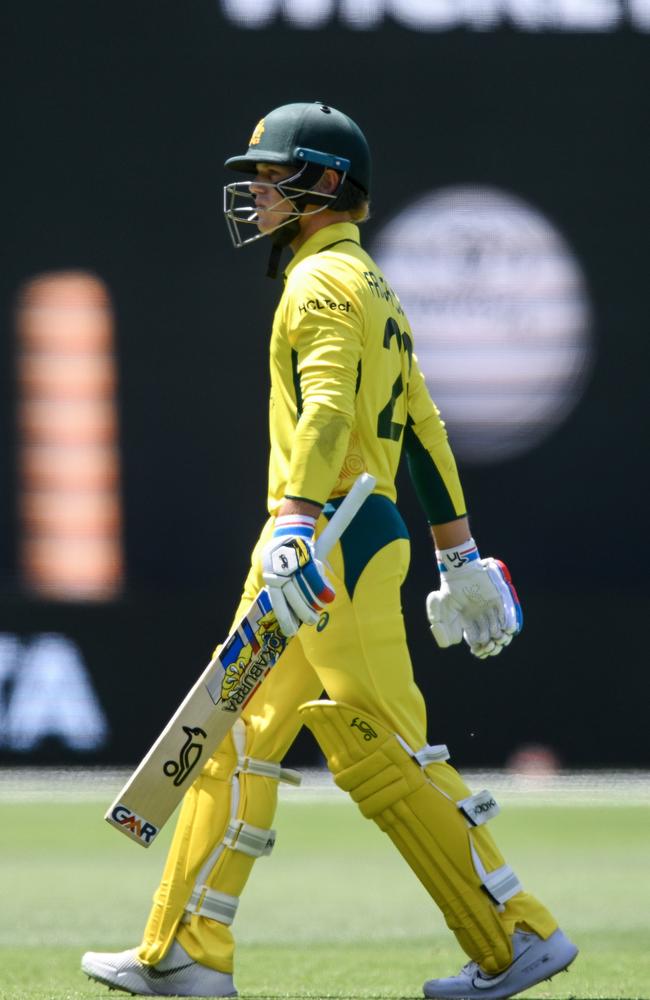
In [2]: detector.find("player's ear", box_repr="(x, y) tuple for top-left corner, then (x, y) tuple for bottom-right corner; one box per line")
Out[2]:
(314, 168), (341, 195)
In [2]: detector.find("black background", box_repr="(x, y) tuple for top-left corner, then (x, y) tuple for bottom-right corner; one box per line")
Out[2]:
(2, 2), (649, 766)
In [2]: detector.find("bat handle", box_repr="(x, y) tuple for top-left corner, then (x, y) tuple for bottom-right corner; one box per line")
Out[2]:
(314, 472), (376, 561)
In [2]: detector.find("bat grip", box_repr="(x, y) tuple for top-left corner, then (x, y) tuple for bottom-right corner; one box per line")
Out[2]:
(314, 472), (376, 561)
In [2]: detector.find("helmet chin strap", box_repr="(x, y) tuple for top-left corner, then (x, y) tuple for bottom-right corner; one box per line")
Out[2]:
(266, 217), (301, 279)
(266, 163), (342, 278)
(265, 160), (341, 278)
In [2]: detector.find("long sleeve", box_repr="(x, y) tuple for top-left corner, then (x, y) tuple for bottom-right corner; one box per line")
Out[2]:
(283, 262), (364, 506)
(405, 355), (467, 524)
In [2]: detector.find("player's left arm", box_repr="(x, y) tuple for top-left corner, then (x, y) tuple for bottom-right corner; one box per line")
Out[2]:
(262, 263), (364, 636)
(406, 356), (522, 659)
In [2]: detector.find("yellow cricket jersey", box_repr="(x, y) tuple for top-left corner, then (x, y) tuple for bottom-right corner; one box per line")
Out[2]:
(267, 221), (466, 523)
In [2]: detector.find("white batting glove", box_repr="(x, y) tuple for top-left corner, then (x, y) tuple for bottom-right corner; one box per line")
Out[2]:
(262, 514), (335, 638)
(426, 539), (523, 659)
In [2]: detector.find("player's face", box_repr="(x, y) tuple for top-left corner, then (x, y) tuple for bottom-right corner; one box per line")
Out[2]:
(250, 163), (297, 234)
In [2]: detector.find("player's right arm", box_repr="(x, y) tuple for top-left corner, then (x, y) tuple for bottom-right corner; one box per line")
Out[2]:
(405, 355), (523, 659)
(262, 259), (364, 636)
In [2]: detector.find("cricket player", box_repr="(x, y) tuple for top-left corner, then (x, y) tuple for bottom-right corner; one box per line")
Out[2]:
(82, 102), (577, 999)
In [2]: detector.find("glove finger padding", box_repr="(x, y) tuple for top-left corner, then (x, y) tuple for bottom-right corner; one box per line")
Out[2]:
(266, 585), (301, 638)
(283, 577), (321, 627)
(466, 562), (522, 658)
(484, 604), (503, 641)
(300, 556), (336, 610)
(462, 612), (489, 647)
(470, 631), (514, 660)
(483, 558), (523, 635)
(426, 590), (464, 648)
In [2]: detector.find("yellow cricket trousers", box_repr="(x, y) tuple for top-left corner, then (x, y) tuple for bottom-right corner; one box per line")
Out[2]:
(139, 496), (556, 975)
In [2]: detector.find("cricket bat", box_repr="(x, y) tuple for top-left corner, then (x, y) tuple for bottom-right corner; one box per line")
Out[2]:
(105, 472), (376, 846)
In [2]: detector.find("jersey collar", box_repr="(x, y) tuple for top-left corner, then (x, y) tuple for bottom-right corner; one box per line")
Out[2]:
(284, 222), (361, 279)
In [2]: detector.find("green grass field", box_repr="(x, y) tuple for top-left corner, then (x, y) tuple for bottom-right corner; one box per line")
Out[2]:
(0, 778), (648, 1000)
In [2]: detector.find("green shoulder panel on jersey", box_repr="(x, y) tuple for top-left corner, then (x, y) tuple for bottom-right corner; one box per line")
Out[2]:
(322, 493), (409, 598)
(290, 349), (303, 417)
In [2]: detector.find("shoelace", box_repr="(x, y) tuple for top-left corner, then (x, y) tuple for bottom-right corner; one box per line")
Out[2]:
(458, 960), (496, 983)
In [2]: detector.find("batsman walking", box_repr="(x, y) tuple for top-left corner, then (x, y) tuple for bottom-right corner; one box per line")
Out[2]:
(82, 101), (577, 999)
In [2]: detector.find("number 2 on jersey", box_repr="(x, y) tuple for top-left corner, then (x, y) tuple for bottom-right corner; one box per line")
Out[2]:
(377, 317), (413, 441)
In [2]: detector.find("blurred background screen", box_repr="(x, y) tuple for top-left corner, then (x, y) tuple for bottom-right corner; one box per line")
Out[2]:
(1, 0), (649, 768)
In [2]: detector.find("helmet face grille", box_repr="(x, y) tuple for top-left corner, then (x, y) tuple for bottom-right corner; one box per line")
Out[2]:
(222, 160), (348, 249)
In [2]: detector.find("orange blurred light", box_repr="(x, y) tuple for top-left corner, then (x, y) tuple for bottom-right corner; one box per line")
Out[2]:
(17, 271), (124, 600)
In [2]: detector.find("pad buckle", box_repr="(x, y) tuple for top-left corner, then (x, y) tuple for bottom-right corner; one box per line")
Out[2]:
(224, 819), (276, 857)
(482, 865), (522, 905)
(186, 886), (239, 924)
(414, 744), (450, 766)
(458, 789), (500, 826)
(237, 756), (302, 786)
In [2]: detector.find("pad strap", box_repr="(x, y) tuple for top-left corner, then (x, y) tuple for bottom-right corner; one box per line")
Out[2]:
(482, 865), (523, 905)
(224, 819), (276, 858)
(237, 755), (302, 786)
(395, 734), (450, 768)
(458, 789), (500, 826)
(186, 886), (239, 925)
(415, 744), (450, 765)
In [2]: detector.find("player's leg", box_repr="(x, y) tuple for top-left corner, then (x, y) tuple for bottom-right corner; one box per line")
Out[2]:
(82, 712), (265, 985)
(83, 519), (321, 996)
(134, 649), (320, 978)
(136, 517), (321, 976)
(163, 639), (321, 975)
(298, 495), (565, 980)
(82, 648), (316, 999)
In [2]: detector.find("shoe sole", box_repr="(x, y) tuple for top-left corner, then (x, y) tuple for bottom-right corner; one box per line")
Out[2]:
(84, 968), (238, 998)
(516, 938), (579, 997)
(84, 971), (141, 996)
(424, 933), (579, 999)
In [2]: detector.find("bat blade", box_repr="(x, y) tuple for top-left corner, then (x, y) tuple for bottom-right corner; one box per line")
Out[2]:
(104, 590), (286, 846)
(105, 472), (376, 847)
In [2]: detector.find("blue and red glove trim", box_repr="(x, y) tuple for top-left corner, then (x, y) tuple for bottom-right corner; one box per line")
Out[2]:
(272, 514), (317, 540)
(493, 559), (524, 633)
(295, 559), (335, 607)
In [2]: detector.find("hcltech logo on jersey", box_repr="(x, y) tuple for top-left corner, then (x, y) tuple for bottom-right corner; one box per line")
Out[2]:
(298, 298), (352, 314)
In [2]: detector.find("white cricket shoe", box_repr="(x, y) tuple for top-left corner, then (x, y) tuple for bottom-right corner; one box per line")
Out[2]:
(423, 928), (578, 999)
(81, 939), (237, 997)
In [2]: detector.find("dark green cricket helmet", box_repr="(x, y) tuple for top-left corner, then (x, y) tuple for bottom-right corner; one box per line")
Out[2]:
(225, 101), (371, 196)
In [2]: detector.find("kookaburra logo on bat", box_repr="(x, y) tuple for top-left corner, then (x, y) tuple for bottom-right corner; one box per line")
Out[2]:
(163, 725), (208, 786)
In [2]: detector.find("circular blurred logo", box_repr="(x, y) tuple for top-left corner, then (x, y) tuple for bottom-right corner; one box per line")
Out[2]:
(372, 186), (593, 463)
